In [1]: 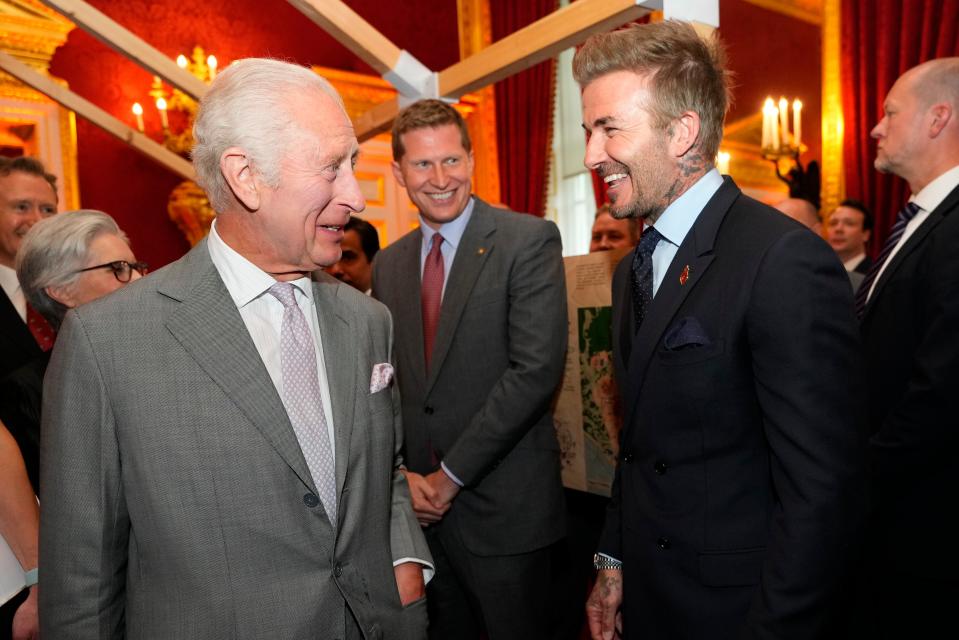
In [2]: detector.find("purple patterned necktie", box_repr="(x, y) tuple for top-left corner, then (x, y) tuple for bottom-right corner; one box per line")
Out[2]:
(269, 282), (337, 524)
(854, 202), (921, 319)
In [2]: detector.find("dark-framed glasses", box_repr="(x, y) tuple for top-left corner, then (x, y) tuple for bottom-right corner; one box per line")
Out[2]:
(74, 260), (149, 283)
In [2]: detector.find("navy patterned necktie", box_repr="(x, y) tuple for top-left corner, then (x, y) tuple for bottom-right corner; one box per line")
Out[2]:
(854, 202), (921, 319)
(631, 226), (663, 331)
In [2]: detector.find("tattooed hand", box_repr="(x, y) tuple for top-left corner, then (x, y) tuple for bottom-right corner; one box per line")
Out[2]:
(586, 568), (623, 640)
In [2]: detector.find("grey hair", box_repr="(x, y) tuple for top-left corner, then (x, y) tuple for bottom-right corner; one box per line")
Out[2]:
(192, 58), (345, 213)
(15, 209), (127, 329)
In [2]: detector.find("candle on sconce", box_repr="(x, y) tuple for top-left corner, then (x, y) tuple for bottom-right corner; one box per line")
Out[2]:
(176, 54), (188, 69)
(762, 97), (776, 149)
(156, 97), (169, 129)
(132, 102), (144, 133)
(792, 99), (802, 149)
(207, 55), (218, 79)
(778, 96), (789, 147)
(771, 104), (780, 150)
(716, 151), (730, 175)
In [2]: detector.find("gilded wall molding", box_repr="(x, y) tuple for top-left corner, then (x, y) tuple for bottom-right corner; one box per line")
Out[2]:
(741, 0), (822, 26)
(820, 0), (843, 215)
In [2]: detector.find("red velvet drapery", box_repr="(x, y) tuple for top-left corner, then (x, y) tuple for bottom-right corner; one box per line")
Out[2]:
(841, 0), (959, 253)
(491, 0), (558, 217)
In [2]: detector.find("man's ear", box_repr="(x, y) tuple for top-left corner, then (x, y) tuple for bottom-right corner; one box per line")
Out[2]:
(391, 160), (407, 188)
(220, 148), (260, 211)
(45, 284), (76, 309)
(928, 102), (953, 138)
(669, 110), (702, 158)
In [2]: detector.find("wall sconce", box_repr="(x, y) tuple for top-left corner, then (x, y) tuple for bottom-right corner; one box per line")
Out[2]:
(760, 95), (819, 207)
(131, 46), (218, 156)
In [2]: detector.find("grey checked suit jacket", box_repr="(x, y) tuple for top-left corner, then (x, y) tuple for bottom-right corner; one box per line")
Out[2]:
(39, 240), (430, 640)
(372, 198), (567, 556)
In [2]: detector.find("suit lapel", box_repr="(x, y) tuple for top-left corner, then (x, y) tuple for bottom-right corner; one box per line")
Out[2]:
(161, 243), (317, 494)
(623, 178), (739, 425)
(425, 201), (495, 392)
(862, 184), (959, 321)
(312, 277), (356, 507)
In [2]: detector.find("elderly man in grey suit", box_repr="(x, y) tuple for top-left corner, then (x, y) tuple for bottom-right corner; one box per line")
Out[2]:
(39, 58), (431, 640)
(372, 100), (567, 640)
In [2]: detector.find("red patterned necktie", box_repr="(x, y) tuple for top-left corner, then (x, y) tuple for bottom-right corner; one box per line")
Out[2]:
(421, 233), (445, 371)
(26, 303), (55, 352)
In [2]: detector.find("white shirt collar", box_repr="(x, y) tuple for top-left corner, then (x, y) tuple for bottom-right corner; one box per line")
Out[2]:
(843, 253), (866, 271)
(0, 263), (19, 302)
(911, 164), (959, 213)
(206, 219), (314, 309)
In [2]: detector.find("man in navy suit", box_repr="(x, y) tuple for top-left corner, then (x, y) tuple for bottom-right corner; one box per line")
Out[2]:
(856, 56), (959, 638)
(577, 21), (866, 639)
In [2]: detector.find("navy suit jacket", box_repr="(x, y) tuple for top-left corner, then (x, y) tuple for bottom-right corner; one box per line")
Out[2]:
(603, 178), (866, 638)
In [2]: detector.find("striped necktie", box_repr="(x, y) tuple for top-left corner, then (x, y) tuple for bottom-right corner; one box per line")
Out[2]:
(854, 201), (921, 319)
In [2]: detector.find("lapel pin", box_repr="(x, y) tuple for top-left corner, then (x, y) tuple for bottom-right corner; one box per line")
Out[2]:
(679, 265), (691, 286)
(477, 247), (486, 255)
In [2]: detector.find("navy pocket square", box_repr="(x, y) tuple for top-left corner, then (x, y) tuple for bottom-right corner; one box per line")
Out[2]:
(663, 316), (711, 350)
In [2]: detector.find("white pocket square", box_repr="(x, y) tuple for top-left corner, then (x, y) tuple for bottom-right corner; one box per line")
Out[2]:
(370, 363), (394, 393)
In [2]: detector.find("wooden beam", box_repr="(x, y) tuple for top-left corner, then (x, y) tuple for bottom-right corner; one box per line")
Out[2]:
(438, 0), (650, 98)
(0, 51), (195, 180)
(38, 0), (208, 100)
(355, 97), (400, 143)
(287, 0), (402, 76)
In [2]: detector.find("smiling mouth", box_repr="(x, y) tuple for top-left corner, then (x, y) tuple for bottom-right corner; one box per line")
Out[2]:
(320, 225), (343, 232)
(604, 173), (628, 186)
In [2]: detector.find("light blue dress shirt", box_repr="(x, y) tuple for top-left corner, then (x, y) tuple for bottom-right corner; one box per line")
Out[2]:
(648, 169), (724, 296)
(419, 197), (475, 300)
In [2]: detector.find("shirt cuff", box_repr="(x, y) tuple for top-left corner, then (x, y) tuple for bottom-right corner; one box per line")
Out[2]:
(393, 557), (435, 584)
(440, 461), (464, 487)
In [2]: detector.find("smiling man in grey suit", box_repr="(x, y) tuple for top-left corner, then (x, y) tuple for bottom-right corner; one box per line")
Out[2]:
(372, 100), (567, 640)
(40, 58), (431, 640)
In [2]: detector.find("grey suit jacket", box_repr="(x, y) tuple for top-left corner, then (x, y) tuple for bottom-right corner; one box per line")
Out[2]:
(39, 240), (430, 640)
(372, 198), (567, 556)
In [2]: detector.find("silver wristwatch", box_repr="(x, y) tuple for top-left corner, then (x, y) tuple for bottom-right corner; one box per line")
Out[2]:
(593, 553), (623, 571)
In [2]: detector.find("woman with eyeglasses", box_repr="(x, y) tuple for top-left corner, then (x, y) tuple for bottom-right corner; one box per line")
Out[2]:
(0, 210), (144, 640)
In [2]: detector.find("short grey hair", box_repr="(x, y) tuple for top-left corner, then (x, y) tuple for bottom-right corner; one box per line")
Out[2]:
(192, 58), (345, 213)
(15, 209), (127, 329)
(573, 20), (733, 160)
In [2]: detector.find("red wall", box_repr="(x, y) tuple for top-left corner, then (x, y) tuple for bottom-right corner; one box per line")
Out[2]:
(49, 0), (460, 269)
(720, 0), (823, 167)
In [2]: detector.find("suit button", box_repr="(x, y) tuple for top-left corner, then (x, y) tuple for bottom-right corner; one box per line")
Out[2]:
(424, 406), (434, 415)
(654, 461), (668, 475)
(621, 451), (633, 463)
(303, 493), (319, 507)
(333, 564), (343, 577)
(657, 537), (671, 550)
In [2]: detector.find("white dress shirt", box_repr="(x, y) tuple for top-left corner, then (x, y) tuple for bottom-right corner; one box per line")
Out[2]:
(0, 264), (26, 322)
(207, 221), (336, 465)
(843, 253), (867, 272)
(867, 164), (959, 301)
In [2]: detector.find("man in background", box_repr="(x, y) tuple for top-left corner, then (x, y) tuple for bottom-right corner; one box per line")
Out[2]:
(373, 99), (567, 640)
(826, 199), (873, 274)
(774, 196), (822, 233)
(855, 56), (959, 637)
(590, 203), (640, 252)
(0, 157), (57, 380)
(325, 216), (379, 294)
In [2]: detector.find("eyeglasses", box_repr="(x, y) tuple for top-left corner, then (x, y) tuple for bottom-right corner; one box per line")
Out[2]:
(74, 260), (149, 283)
